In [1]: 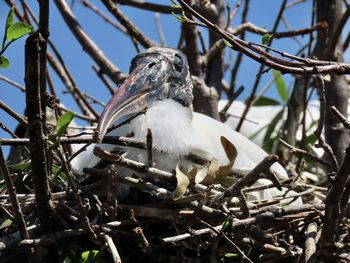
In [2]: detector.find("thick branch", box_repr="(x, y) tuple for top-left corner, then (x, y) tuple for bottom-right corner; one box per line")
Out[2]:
(25, 33), (53, 229)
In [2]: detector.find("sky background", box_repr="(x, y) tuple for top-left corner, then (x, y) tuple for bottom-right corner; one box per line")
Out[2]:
(0, 0), (339, 156)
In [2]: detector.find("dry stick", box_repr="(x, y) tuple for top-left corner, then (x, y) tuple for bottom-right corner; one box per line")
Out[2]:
(155, 13), (166, 46)
(84, 167), (173, 199)
(286, 0), (308, 8)
(343, 31), (350, 51)
(320, 146), (350, 251)
(0, 144), (31, 243)
(0, 100), (28, 127)
(330, 106), (350, 129)
(198, 219), (254, 263)
(278, 138), (331, 166)
(219, 155), (282, 217)
(304, 222), (318, 262)
(327, 4), (350, 57)
(1, 135), (211, 166)
(102, 234), (122, 263)
(80, 0), (127, 34)
(25, 32), (53, 229)
(236, 0), (287, 132)
(0, 122), (16, 138)
(54, 0), (126, 84)
(203, 21), (326, 67)
(223, 155), (282, 199)
(94, 147), (173, 180)
(146, 129), (154, 167)
(113, 0), (177, 14)
(57, 150), (97, 239)
(330, 106), (350, 229)
(282, 16), (303, 47)
(102, 0), (156, 48)
(178, 0), (350, 74)
(92, 65), (115, 95)
(0, 75), (26, 92)
(163, 204), (323, 243)
(106, 165), (117, 220)
(0, 228), (85, 252)
(18, 1), (98, 119)
(314, 76), (339, 171)
(132, 227), (152, 253)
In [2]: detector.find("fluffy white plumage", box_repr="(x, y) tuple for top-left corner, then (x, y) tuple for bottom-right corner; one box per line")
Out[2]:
(70, 99), (297, 203)
(72, 99), (287, 178)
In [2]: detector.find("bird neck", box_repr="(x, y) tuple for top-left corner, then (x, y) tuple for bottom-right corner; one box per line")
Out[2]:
(130, 99), (199, 157)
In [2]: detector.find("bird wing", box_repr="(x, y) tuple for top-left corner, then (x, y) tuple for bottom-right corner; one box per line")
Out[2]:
(70, 123), (131, 174)
(191, 112), (288, 179)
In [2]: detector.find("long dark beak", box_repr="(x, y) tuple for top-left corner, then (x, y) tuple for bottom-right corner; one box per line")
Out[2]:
(96, 63), (152, 142)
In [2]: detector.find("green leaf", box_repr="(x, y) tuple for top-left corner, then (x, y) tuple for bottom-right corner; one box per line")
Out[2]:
(251, 96), (281, 106)
(5, 7), (14, 32)
(54, 112), (75, 138)
(81, 250), (100, 263)
(52, 164), (68, 182)
(171, 4), (182, 9)
(262, 109), (284, 152)
(0, 56), (9, 68)
(6, 22), (33, 42)
(0, 219), (13, 230)
(48, 112), (74, 149)
(7, 163), (31, 174)
(221, 217), (232, 231)
(262, 33), (273, 45)
(272, 69), (288, 102)
(305, 133), (317, 146)
(224, 253), (238, 258)
(223, 39), (233, 48)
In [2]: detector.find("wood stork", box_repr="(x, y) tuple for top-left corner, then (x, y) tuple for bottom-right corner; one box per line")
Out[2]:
(71, 47), (295, 201)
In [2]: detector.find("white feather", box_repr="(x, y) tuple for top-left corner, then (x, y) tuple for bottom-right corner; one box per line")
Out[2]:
(70, 99), (300, 204)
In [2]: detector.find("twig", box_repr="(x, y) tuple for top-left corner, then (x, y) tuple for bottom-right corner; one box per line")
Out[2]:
(93, 147), (174, 180)
(92, 65), (116, 95)
(155, 13), (166, 46)
(0, 75), (26, 92)
(0, 100), (28, 127)
(198, 219), (254, 263)
(132, 227), (152, 253)
(320, 146), (350, 250)
(314, 76), (339, 171)
(54, 0), (126, 84)
(80, 0), (127, 34)
(0, 144), (30, 241)
(113, 0), (177, 14)
(305, 222), (318, 262)
(223, 155), (282, 199)
(330, 106), (350, 129)
(278, 138), (331, 166)
(146, 129), (153, 167)
(102, 234), (122, 263)
(102, 0), (157, 48)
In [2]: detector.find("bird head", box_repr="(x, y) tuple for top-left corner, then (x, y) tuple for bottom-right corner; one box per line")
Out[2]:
(96, 47), (193, 142)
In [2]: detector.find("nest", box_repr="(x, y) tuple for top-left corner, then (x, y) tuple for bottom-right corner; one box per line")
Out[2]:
(1, 134), (349, 263)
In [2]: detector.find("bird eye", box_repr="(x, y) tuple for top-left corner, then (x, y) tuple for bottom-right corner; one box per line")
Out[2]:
(148, 62), (156, 68)
(174, 54), (183, 72)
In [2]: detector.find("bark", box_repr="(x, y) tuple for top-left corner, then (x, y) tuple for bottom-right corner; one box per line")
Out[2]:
(25, 32), (53, 230)
(316, 0), (350, 163)
(277, 76), (307, 164)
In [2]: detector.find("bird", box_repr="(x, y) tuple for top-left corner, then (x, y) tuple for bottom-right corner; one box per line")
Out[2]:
(218, 100), (320, 149)
(71, 47), (296, 202)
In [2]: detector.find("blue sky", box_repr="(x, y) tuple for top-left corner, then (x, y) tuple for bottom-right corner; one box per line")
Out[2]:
(0, 0), (318, 155)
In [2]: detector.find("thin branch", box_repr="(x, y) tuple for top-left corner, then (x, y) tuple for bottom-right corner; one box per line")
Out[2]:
(101, 0), (157, 48)
(54, 0), (126, 84)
